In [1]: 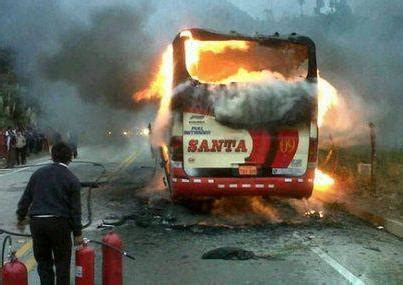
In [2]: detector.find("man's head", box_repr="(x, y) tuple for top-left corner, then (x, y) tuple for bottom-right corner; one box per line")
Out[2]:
(51, 142), (73, 164)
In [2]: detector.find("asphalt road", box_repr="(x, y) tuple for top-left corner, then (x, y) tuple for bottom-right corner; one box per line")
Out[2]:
(0, 141), (402, 285)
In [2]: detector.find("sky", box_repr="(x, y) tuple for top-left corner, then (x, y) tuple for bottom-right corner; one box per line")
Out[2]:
(229, 0), (317, 19)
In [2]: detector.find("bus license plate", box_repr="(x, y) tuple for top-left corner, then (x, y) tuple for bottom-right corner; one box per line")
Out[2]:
(239, 166), (257, 176)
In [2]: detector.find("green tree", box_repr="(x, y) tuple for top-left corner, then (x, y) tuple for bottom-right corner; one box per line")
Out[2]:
(0, 48), (31, 128)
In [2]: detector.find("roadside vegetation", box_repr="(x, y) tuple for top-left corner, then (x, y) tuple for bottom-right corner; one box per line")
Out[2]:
(0, 48), (35, 129)
(318, 146), (403, 219)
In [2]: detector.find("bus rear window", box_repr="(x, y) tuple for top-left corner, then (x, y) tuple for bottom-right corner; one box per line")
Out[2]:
(184, 40), (308, 84)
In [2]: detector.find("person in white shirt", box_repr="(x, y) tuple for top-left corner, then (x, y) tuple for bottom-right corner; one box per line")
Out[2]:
(15, 130), (27, 165)
(5, 126), (16, 168)
(5, 126), (13, 151)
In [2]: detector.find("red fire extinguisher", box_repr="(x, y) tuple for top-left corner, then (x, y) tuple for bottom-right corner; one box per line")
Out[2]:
(75, 239), (95, 285)
(2, 251), (28, 285)
(102, 231), (123, 285)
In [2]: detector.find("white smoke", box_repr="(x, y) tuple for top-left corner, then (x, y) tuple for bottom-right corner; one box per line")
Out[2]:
(151, 76), (316, 148)
(150, 81), (193, 147)
(211, 77), (316, 128)
(319, 86), (381, 147)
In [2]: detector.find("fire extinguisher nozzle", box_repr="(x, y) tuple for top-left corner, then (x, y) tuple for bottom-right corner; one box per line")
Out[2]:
(123, 252), (135, 260)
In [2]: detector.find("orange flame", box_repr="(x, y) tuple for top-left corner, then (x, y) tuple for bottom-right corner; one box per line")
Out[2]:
(314, 169), (335, 192)
(133, 45), (173, 102)
(181, 32), (279, 84)
(134, 30), (340, 120)
(155, 45), (174, 114)
(182, 33), (250, 79)
(133, 45), (173, 147)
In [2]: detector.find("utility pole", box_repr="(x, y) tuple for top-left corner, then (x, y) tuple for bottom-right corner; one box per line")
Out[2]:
(298, 0), (305, 16)
(369, 122), (376, 194)
(315, 0), (324, 15)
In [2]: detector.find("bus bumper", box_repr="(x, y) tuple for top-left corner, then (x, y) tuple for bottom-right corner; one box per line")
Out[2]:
(170, 171), (314, 199)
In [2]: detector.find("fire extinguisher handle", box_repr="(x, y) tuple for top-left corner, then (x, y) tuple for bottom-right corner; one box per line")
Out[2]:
(1, 235), (13, 265)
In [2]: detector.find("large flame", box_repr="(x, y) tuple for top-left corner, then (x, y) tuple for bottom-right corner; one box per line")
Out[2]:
(155, 45), (174, 116)
(183, 32), (251, 82)
(134, 45), (173, 146)
(314, 169), (335, 192)
(134, 31), (339, 125)
(181, 32), (288, 84)
(134, 45), (173, 103)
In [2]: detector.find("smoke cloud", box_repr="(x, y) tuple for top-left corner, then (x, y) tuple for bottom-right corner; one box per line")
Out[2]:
(42, 4), (152, 109)
(212, 77), (315, 128)
(0, 0), (260, 140)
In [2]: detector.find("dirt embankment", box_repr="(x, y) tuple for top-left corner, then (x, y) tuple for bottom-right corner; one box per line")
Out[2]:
(317, 146), (403, 220)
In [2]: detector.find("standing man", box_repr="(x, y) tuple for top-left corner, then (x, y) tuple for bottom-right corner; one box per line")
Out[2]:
(26, 127), (35, 156)
(16, 142), (83, 285)
(15, 130), (27, 165)
(5, 126), (16, 168)
(67, 131), (78, 159)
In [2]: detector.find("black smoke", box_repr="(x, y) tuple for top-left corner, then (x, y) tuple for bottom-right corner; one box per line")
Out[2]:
(42, 5), (152, 109)
(0, 0), (257, 137)
(0, 1), (157, 138)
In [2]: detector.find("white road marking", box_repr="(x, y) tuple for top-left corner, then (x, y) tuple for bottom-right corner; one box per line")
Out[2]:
(310, 247), (365, 285)
(0, 159), (51, 177)
(0, 166), (30, 176)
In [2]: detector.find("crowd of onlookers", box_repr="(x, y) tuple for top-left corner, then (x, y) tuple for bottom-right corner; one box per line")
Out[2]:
(2, 126), (49, 168)
(1, 126), (78, 168)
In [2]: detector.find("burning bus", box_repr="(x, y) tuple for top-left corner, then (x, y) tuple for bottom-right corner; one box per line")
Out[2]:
(145, 29), (320, 200)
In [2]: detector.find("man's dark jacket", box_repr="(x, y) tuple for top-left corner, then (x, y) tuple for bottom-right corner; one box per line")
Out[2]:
(16, 163), (82, 236)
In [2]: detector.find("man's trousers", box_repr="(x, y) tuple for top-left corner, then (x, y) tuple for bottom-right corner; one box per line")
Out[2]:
(30, 217), (72, 285)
